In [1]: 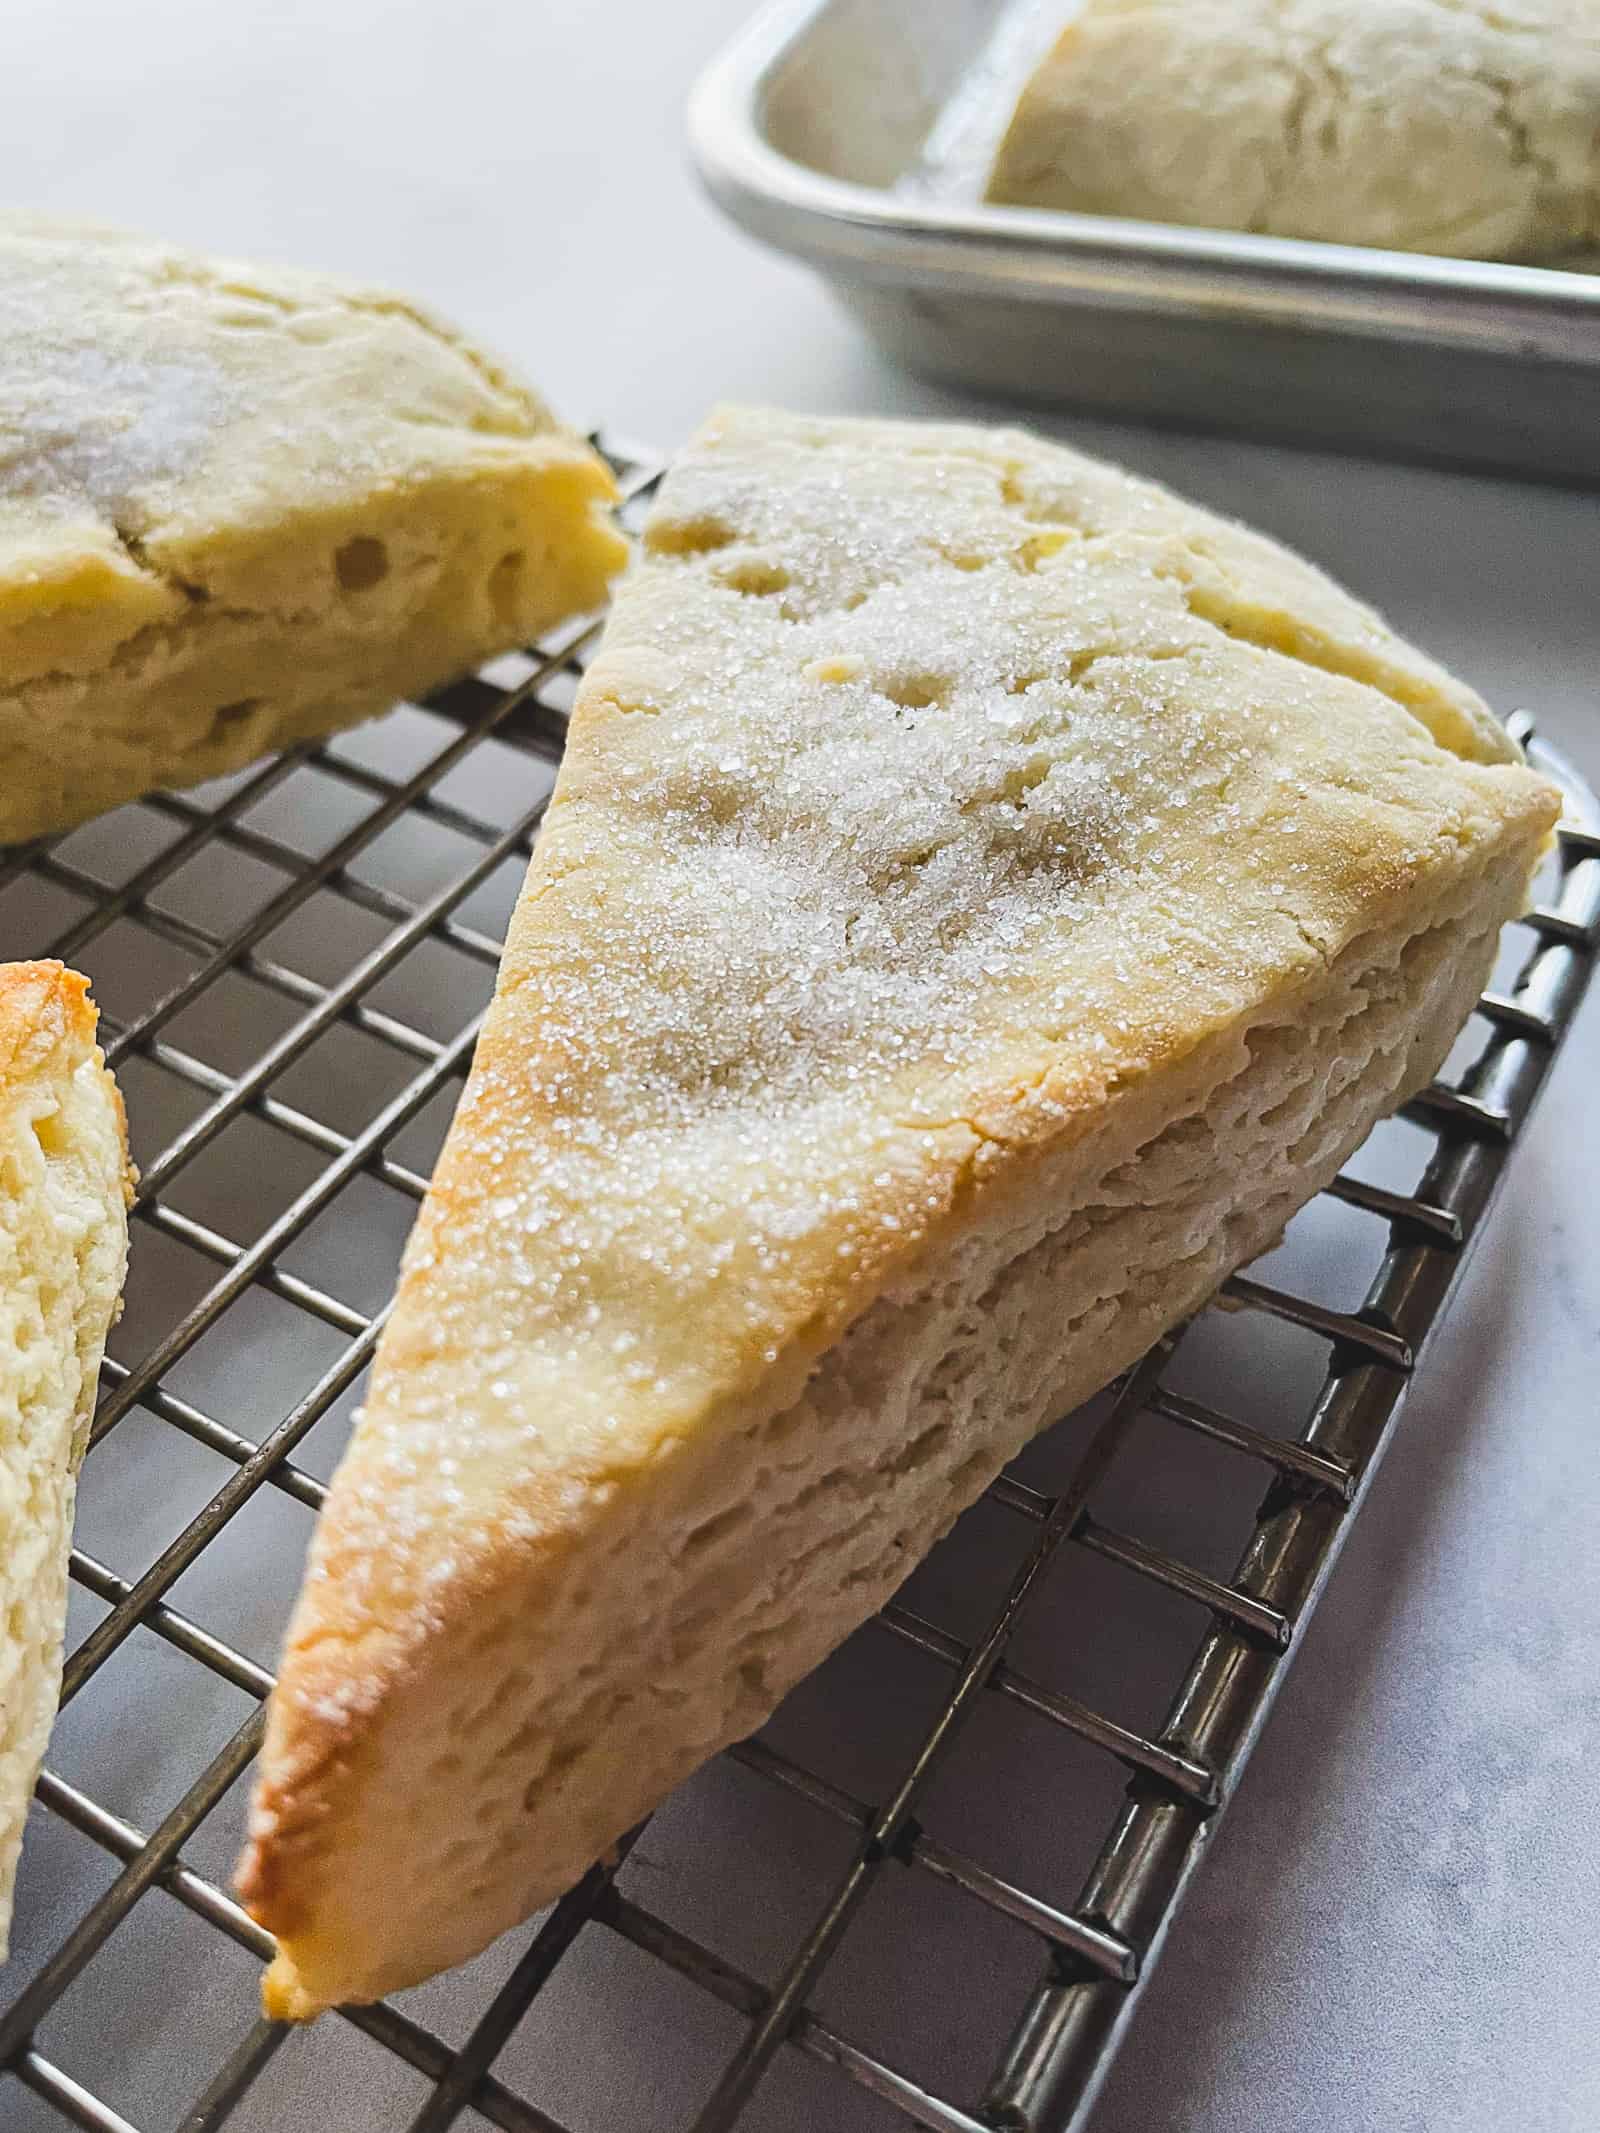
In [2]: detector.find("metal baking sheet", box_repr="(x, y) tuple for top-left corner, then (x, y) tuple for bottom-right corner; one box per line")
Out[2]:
(689, 0), (1600, 481)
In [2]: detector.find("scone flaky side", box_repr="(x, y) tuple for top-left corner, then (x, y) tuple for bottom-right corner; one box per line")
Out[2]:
(0, 219), (628, 842)
(239, 407), (1560, 2017)
(0, 963), (131, 1959)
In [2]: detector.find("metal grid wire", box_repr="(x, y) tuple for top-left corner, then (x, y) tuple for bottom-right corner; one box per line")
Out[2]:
(0, 433), (1596, 2133)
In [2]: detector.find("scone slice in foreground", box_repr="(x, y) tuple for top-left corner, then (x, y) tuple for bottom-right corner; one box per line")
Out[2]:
(0, 217), (628, 843)
(238, 406), (1560, 2017)
(0, 963), (130, 1959)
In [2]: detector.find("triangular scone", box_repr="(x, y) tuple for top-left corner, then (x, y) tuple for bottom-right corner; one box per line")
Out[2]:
(0, 218), (626, 841)
(1, 964), (130, 1959)
(239, 408), (1559, 2016)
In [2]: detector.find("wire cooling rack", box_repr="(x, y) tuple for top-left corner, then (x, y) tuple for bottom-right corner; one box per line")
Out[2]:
(0, 435), (1596, 2133)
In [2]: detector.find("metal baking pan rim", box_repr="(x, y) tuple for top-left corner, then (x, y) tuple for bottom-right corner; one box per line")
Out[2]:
(689, 0), (1600, 366)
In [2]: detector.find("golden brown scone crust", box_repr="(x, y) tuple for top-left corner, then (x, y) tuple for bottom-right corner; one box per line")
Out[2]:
(0, 217), (626, 841)
(239, 407), (1559, 2017)
(1, 962), (130, 1959)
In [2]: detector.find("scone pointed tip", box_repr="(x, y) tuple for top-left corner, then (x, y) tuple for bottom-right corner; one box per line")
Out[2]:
(261, 1955), (323, 2025)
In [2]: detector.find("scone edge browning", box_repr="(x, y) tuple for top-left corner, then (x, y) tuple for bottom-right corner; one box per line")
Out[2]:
(0, 962), (131, 1960)
(239, 406), (1560, 2016)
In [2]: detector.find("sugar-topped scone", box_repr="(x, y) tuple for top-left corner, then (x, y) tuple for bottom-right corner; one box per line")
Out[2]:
(0, 218), (627, 842)
(988, 0), (1600, 261)
(238, 407), (1559, 2017)
(1, 964), (130, 1960)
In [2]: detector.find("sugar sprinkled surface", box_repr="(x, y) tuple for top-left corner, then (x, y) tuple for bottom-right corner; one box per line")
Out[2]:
(353, 406), (1531, 1451)
(0, 251), (237, 526)
(0, 218), (574, 573)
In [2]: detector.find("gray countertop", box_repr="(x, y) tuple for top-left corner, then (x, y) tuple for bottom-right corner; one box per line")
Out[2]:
(3, 3), (1596, 2129)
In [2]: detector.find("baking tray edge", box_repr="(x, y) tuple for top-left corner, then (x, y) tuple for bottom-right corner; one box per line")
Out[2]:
(688, 0), (1600, 482)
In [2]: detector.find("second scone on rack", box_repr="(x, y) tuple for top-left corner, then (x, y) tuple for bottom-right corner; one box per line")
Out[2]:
(0, 218), (627, 845)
